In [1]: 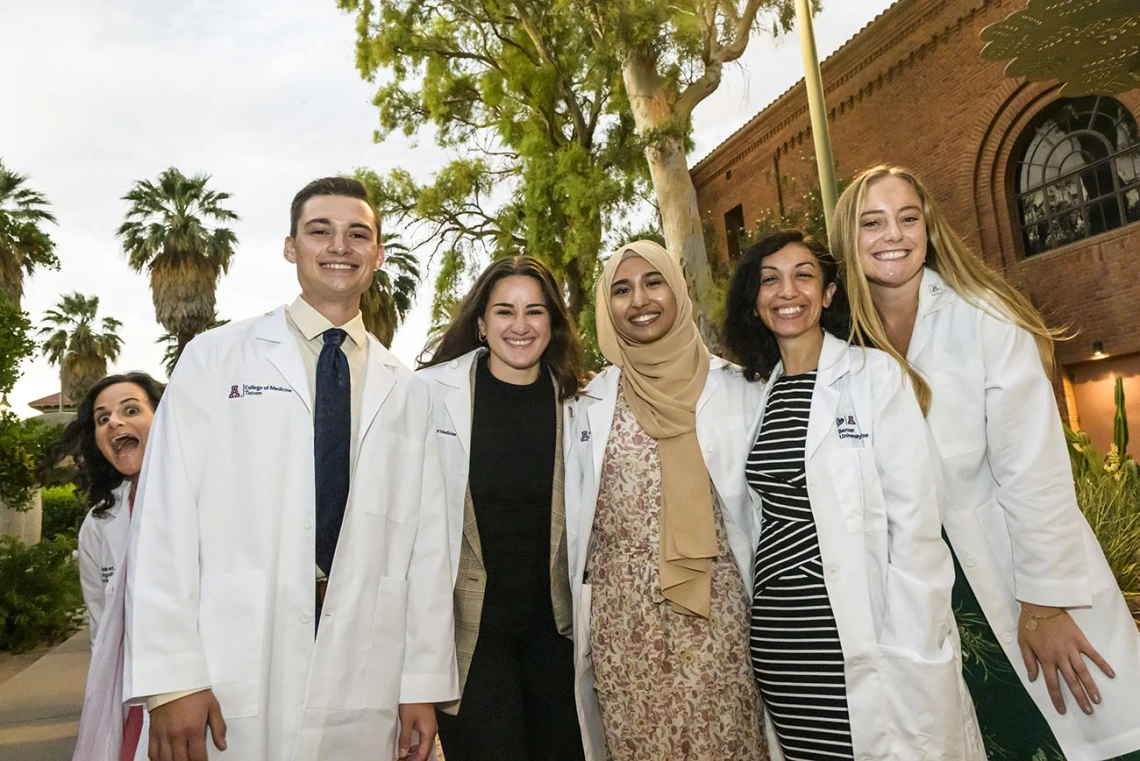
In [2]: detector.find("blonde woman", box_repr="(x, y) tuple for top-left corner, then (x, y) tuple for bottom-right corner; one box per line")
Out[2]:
(831, 165), (1140, 761)
(564, 241), (767, 760)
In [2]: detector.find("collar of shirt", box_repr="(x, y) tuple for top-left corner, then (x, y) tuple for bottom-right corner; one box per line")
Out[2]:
(286, 295), (368, 349)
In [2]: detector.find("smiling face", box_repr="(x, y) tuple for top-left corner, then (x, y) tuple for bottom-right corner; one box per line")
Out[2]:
(477, 275), (552, 384)
(755, 242), (836, 343)
(284, 194), (383, 311)
(857, 175), (929, 292)
(607, 254), (679, 344)
(93, 382), (155, 479)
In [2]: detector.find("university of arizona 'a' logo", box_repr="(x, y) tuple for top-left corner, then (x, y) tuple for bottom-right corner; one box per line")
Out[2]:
(229, 385), (242, 399)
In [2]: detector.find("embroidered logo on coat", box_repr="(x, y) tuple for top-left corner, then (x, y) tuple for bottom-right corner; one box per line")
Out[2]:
(229, 385), (242, 399)
(580, 431), (591, 442)
(930, 283), (943, 296)
(228, 383), (293, 398)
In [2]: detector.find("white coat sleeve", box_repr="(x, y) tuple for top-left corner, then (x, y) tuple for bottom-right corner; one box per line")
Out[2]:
(874, 363), (955, 659)
(399, 392), (459, 704)
(125, 336), (214, 701)
(78, 514), (105, 643)
(979, 313), (1090, 607)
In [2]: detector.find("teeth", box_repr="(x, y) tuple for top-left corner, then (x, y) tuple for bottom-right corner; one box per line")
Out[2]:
(875, 250), (908, 260)
(630, 314), (658, 324)
(321, 263), (357, 270)
(776, 306), (804, 316)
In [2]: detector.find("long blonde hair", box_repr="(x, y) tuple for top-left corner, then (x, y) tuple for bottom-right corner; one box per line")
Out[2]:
(830, 165), (1061, 414)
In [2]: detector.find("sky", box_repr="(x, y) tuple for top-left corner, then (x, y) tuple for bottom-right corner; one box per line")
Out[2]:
(0, 0), (898, 417)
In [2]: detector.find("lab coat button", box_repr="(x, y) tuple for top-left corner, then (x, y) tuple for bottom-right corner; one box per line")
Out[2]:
(450, 360), (459, 368)
(1002, 631), (1014, 644)
(304, 518), (313, 530)
(964, 555), (977, 568)
(301, 612), (312, 625)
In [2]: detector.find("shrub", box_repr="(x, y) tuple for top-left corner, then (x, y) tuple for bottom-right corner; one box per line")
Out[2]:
(0, 413), (62, 509)
(41, 484), (87, 540)
(0, 535), (85, 653)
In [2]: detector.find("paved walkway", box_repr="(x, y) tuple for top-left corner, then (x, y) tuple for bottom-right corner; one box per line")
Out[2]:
(0, 629), (89, 761)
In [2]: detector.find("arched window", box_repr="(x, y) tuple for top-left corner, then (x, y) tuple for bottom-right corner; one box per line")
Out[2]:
(1015, 96), (1140, 256)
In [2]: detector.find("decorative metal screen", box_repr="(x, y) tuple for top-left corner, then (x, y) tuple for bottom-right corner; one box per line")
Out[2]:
(1015, 96), (1140, 257)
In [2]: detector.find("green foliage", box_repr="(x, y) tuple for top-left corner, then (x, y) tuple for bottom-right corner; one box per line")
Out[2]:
(41, 485), (87, 540)
(0, 535), (84, 653)
(38, 292), (123, 402)
(117, 168), (239, 366)
(338, 0), (650, 329)
(158, 312), (228, 377)
(743, 172), (851, 250)
(0, 159), (59, 309)
(0, 414), (59, 509)
(0, 294), (35, 394)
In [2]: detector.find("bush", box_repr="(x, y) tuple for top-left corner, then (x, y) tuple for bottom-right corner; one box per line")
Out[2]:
(0, 413), (62, 509)
(41, 484), (87, 540)
(0, 535), (85, 653)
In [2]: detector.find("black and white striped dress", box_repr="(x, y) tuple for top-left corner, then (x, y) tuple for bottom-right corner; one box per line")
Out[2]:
(748, 372), (854, 760)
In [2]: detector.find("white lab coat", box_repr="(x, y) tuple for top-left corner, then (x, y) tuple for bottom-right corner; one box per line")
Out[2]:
(125, 306), (458, 761)
(913, 268), (1140, 761)
(413, 348), (478, 588)
(563, 357), (764, 761)
(748, 333), (984, 761)
(74, 482), (148, 761)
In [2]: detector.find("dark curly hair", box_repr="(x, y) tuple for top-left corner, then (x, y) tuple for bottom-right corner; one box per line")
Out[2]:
(48, 372), (166, 518)
(418, 255), (585, 401)
(723, 229), (851, 382)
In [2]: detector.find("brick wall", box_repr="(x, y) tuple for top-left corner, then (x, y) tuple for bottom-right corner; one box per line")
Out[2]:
(692, 0), (1140, 422)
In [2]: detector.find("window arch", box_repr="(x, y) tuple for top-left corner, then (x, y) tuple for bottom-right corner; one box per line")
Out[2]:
(1014, 96), (1140, 256)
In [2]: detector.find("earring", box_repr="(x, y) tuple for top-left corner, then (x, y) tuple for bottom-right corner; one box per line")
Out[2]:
(478, 330), (487, 343)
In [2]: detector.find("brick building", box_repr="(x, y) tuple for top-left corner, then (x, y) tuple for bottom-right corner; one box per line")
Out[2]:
(692, 0), (1140, 449)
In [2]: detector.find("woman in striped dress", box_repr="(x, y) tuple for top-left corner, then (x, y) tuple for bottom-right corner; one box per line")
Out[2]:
(723, 230), (984, 761)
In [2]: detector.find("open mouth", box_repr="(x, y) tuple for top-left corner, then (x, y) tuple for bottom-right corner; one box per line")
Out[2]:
(628, 312), (660, 326)
(872, 249), (910, 261)
(319, 262), (360, 271)
(503, 337), (536, 349)
(111, 433), (140, 456)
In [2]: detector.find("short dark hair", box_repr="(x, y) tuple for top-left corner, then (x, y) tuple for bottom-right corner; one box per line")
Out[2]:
(47, 372), (166, 518)
(723, 229), (851, 382)
(289, 177), (380, 240)
(418, 255), (586, 401)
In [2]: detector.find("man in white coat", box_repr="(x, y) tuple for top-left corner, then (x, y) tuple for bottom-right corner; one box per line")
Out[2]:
(125, 177), (458, 761)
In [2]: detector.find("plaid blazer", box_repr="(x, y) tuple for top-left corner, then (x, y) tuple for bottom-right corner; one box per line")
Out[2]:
(441, 355), (574, 714)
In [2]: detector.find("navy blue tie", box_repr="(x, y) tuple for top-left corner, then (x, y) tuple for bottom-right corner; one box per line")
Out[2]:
(314, 328), (350, 576)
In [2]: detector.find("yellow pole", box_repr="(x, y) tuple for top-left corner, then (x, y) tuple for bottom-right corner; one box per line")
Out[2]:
(795, 0), (838, 235)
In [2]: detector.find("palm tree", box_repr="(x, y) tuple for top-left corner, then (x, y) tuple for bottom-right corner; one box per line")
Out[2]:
(157, 312), (229, 377)
(361, 232), (421, 348)
(117, 167), (238, 366)
(0, 160), (58, 309)
(39, 293), (123, 403)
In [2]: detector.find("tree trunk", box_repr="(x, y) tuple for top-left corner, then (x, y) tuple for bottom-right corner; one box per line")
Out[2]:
(621, 51), (715, 341)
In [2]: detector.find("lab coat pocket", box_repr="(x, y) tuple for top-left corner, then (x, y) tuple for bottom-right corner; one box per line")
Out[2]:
(927, 363), (985, 460)
(198, 570), (266, 719)
(878, 641), (965, 759)
(363, 575), (408, 709)
(829, 449), (887, 533)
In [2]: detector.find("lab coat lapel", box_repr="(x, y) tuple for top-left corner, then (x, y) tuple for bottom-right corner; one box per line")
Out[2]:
(357, 336), (398, 451)
(806, 333), (848, 461)
(258, 307), (312, 416)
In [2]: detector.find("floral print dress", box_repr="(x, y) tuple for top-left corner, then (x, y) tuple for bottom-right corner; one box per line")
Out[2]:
(587, 390), (768, 761)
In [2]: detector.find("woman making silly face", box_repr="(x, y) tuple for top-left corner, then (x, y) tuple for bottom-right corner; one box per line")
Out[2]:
(565, 241), (768, 761)
(60, 372), (165, 761)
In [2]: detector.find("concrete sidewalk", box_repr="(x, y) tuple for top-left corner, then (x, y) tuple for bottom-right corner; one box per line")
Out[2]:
(0, 628), (89, 761)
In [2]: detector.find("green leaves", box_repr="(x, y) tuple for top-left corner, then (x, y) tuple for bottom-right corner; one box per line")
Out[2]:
(0, 296), (35, 396)
(0, 159), (59, 309)
(37, 292), (123, 402)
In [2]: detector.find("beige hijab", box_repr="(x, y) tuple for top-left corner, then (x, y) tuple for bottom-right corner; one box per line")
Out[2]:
(595, 240), (715, 618)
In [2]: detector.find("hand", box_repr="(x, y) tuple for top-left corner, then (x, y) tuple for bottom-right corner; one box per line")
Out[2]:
(148, 689), (227, 761)
(397, 702), (437, 761)
(1018, 603), (1115, 716)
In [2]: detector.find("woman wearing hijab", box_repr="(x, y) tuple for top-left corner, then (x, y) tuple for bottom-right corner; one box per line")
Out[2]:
(564, 241), (767, 760)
